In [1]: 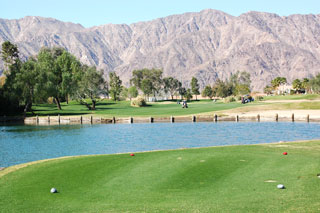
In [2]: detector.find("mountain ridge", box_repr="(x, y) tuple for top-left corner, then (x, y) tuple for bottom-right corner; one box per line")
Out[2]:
(1, 9), (320, 91)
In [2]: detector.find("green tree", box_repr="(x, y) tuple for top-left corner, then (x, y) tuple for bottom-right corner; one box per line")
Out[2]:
(120, 86), (128, 100)
(229, 71), (251, 95)
(264, 85), (273, 95)
(141, 79), (153, 99)
(14, 59), (39, 114)
(302, 78), (310, 93)
(202, 85), (213, 99)
(178, 86), (186, 100)
(236, 84), (250, 95)
(191, 77), (200, 100)
(128, 86), (138, 101)
(215, 79), (230, 98)
(130, 68), (163, 99)
(184, 88), (193, 101)
(56, 51), (82, 104)
(109, 72), (122, 101)
(310, 74), (320, 94)
(36, 47), (65, 110)
(271, 77), (287, 89)
(1, 41), (22, 114)
(75, 66), (106, 110)
(292, 79), (302, 93)
(1, 41), (20, 69)
(163, 77), (180, 100)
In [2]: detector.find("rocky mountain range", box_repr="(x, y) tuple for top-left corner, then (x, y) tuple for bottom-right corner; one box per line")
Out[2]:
(1, 9), (320, 91)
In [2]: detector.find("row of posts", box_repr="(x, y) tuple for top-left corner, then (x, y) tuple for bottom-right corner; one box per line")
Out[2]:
(33, 113), (310, 124)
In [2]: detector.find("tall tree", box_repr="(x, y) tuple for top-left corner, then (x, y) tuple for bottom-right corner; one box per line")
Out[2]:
(163, 77), (180, 100)
(109, 72), (122, 101)
(271, 77), (287, 89)
(201, 85), (213, 99)
(56, 51), (82, 104)
(75, 65), (107, 110)
(310, 74), (320, 94)
(1, 41), (22, 114)
(292, 79), (302, 93)
(184, 88), (193, 101)
(141, 79), (153, 99)
(37, 47), (65, 110)
(1, 41), (20, 69)
(191, 77), (200, 100)
(128, 86), (138, 101)
(130, 68), (163, 99)
(14, 59), (39, 114)
(302, 78), (310, 93)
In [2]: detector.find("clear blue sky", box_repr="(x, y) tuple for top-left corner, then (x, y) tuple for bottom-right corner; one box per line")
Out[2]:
(1, 0), (320, 28)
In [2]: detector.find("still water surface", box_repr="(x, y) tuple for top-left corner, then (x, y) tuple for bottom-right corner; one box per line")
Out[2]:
(1, 122), (320, 167)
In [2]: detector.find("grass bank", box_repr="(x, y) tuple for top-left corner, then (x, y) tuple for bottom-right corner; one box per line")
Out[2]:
(31, 99), (262, 117)
(1, 140), (320, 212)
(27, 94), (320, 118)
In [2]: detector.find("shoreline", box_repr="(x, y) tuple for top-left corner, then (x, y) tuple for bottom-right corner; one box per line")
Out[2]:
(3, 110), (320, 125)
(1, 138), (319, 178)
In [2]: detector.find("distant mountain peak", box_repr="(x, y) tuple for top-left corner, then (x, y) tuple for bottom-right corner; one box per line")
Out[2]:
(1, 10), (320, 91)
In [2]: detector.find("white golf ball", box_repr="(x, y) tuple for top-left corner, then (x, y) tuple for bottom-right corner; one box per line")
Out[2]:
(50, 188), (57, 193)
(277, 184), (285, 189)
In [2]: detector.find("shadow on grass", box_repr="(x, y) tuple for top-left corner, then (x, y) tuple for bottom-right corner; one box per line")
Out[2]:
(28, 112), (92, 117)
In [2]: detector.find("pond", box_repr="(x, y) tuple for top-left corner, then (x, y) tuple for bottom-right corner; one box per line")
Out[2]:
(1, 122), (320, 167)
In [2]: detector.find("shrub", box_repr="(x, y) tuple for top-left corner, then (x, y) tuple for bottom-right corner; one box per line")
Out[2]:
(235, 96), (242, 101)
(47, 97), (54, 104)
(224, 96), (236, 103)
(131, 97), (147, 107)
(254, 96), (264, 101)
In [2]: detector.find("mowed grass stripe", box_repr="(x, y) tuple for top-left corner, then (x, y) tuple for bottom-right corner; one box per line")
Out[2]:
(1, 141), (320, 212)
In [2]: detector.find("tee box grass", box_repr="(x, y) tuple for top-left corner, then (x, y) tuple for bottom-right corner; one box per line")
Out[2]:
(1, 140), (320, 212)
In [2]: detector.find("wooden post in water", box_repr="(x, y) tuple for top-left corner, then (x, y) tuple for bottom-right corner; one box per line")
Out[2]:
(48, 115), (50, 123)
(307, 114), (310, 122)
(275, 113), (278, 122)
(292, 113), (295, 122)
(257, 114), (260, 122)
(214, 114), (218, 122)
(80, 116), (83, 124)
(58, 114), (60, 124)
(150, 117), (154, 123)
(90, 116), (93, 124)
(112, 117), (116, 123)
(129, 117), (133, 123)
(192, 115), (196, 122)
(170, 116), (175, 123)
(236, 115), (239, 122)
(36, 115), (39, 124)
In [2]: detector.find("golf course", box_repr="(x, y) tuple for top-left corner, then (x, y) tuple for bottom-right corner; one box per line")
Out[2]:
(1, 94), (320, 212)
(1, 140), (320, 212)
(29, 94), (320, 118)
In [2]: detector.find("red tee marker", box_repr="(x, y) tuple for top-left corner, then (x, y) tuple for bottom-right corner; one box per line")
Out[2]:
(283, 152), (288, 155)
(130, 153), (135, 156)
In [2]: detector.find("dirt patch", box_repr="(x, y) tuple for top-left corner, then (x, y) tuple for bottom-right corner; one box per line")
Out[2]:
(264, 180), (277, 183)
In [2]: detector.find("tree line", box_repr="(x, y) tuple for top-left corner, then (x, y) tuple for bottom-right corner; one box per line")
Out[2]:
(0, 41), (252, 115)
(264, 75), (320, 94)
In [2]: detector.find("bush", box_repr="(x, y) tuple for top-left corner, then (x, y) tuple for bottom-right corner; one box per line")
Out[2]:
(224, 96), (236, 103)
(254, 96), (264, 101)
(47, 97), (54, 104)
(131, 97), (147, 107)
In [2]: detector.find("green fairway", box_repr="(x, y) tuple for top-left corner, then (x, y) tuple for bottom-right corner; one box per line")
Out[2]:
(1, 141), (320, 212)
(31, 99), (261, 117)
(263, 94), (320, 101)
